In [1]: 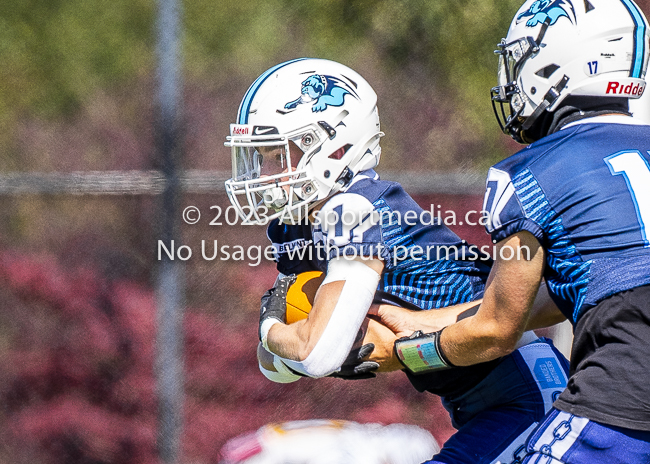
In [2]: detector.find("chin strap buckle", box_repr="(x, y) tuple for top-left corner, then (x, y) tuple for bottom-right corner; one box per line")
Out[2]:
(521, 74), (570, 132)
(318, 121), (337, 139)
(335, 167), (354, 188)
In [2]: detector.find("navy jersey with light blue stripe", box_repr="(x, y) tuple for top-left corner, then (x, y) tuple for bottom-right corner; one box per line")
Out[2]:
(266, 172), (573, 462)
(267, 170), (491, 311)
(268, 170), (500, 398)
(483, 117), (650, 323)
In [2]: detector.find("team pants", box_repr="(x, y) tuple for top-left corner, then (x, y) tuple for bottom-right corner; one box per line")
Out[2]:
(427, 338), (570, 464)
(521, 408), (650, 463)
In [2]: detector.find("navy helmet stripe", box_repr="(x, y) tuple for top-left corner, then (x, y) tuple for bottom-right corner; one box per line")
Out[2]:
(620, 0), (647, 78)
(237, 58), (308, 124)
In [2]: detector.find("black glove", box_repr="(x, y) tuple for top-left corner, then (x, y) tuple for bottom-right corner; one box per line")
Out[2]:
(259, 274), (297, 341)
(329, 343), (380, 380)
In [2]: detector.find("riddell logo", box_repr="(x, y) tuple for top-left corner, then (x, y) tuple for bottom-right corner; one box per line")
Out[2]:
(606, 82), (645, 96)
(232, 126), (249, 135)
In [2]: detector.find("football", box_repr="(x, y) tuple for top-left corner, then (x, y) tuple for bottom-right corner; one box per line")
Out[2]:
(285, 271), (325, 323)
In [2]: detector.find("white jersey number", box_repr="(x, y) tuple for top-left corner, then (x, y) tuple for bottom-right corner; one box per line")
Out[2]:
(605, 150), (650, 247)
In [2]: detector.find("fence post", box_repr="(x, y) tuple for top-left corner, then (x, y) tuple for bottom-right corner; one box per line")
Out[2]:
(154, 0), (184, 462)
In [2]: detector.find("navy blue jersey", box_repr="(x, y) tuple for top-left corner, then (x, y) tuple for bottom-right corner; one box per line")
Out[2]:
(268, 170), (491, 310)
(268, 170), (495, 397)
(483, 116), (650, 324)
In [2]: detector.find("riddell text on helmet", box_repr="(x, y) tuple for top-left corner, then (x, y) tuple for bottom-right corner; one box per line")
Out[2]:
(231, 125), (250, 135)
(606, 82), (645, 96)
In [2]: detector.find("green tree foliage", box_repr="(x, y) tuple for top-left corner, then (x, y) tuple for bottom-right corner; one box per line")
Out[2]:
(0, 0), (153, 118)
(1, 0), (531, 169)
(10, 0), (650, 169)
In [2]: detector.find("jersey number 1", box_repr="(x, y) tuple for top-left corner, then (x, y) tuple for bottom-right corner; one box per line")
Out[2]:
(605, 150), (650, 247)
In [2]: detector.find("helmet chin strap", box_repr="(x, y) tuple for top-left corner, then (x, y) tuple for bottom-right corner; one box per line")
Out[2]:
(545, 96), (632, 137)
(520, 74), (570, 135)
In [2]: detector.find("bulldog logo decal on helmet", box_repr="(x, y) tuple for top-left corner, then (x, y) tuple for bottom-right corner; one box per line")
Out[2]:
(284, 74), (358, 113)
(517, 0), (575, 27)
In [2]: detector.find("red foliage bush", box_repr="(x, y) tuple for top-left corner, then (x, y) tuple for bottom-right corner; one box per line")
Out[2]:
(0, 251), (455, 464)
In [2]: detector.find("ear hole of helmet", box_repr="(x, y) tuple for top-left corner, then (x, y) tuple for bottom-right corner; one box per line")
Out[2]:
(328, 144), (352, 160)
(535, 64), (560, 79)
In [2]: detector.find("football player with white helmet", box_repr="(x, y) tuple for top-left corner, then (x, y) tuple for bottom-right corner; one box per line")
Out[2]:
(225, 59), (383, 227)
(224, 58), (570, 464)
(374, 1), (650, 462)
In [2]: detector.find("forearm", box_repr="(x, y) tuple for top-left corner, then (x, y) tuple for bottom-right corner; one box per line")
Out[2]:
(266, 280), (344, 360)
(439, 312), (523, 366)
(371, 246), (553, 371)
(370, 300), (481, 337)
(266, 319), (312, 360)
(374, 279), (563, 334)
(267, 258), (382, 377)
(439, 232), (545, 366)
(369, 300), (552, 370)
(358, 301), (481, 371)
(526, 282), (566, 330)
(375, 284), (562, 337)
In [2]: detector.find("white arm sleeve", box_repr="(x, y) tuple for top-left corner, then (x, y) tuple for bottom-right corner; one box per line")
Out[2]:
(282, 257), (381, 378)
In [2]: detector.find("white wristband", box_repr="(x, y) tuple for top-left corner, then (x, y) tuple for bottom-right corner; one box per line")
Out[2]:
(260, 318), (281, 352)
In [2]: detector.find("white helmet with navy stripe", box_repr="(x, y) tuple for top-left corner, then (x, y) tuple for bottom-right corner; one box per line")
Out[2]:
(224, 58), (383, 225)
(492, 0), (650, 143)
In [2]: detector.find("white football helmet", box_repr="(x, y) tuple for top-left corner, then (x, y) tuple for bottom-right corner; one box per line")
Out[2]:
(225, 58), (383, 225)
(492, 0), (649, 143)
